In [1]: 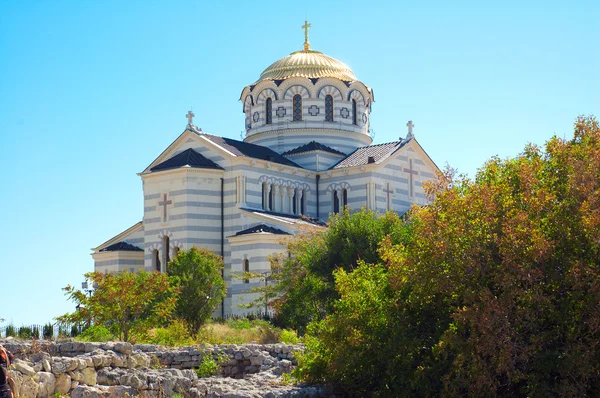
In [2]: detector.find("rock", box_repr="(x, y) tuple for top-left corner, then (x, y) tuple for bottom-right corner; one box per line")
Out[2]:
(51, 358), (68, 374)
(71, 385), (106, 398)
(55, 373), (71, 394)
(107, 385), (139, 397)
(113, 342), (133, 356)
(82, 367), (97, 386)
(69, 369), (84, 382)
(42, 358), (52, 372)
(13, 359), (36, 376)
(120, 373), (146, 389)
(37, 371), (56, 397)
(19, 375), (40, 398)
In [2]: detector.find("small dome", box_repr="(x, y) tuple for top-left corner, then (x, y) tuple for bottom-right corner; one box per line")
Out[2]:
(258, 49), (357, 82)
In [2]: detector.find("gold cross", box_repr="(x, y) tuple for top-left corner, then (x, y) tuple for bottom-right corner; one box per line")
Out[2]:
(302, 20), (311, 50)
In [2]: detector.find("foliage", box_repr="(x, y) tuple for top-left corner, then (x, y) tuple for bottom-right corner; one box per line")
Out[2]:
(145, 319), (195, 347)
(43, 323), (54, 340)
(5, 324), (15, 337)
(70, 325), (80, 337)
(57, 271), (178, 342)
(18, 326), (33, 339)
(197, 318), (288, 345)
(167, 247), (226, 334)
(296, 116), (600, 396)
(279, 329), (300, 344)
(273, 208), (410, 333)
(196, 352), (227, 378)
(76, 325), (114, 342)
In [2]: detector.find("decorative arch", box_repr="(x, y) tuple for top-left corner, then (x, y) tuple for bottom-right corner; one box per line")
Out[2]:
(317, 85), (343, 100)
(348, 89), (366, 105)
(278, 77), (314, 98)
(256, 88), (278, 104)
(283, 85), (310, 100)
(327, 182), (352, 192)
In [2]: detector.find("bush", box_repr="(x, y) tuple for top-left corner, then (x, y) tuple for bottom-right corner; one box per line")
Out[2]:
(70, 325), (80, 337)
(32, 326), (40, 339)
(18, 326), (33, 339)
(43, 323), (54, 340)
(145, 319), (194, 347)
(5, 325), (16, 337)
(77, 325), (114, 342)
(196, 352), (225, 378)
(279, 329), (300, 344)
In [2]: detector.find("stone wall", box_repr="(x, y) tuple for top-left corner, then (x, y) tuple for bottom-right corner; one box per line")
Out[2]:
(1, 338), (324, 397)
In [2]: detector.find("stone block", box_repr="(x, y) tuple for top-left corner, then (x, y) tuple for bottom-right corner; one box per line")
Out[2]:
(54, 373), (71, 394)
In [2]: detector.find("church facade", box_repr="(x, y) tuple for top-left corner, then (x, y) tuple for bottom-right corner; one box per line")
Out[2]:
(91, 24), (440, 317)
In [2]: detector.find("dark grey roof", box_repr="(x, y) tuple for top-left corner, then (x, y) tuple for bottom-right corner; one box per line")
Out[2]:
(100, 241), (143, 252)
(331, 140), (407, 169)
(234, 224), (291, 236)
(240, 207), (327, 226)
(199, 133), (301, 168)
(151, 148), (224, 172)
(282, 141), (346, 157)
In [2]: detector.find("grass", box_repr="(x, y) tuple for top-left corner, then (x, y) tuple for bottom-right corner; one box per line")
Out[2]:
(73, 318), (301, 347)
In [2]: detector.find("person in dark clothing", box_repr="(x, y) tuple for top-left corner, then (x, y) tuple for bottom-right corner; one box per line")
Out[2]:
(0, 345), (14, 398)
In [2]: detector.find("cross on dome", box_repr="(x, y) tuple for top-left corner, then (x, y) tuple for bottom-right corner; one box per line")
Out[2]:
(302, 20), (312, 51)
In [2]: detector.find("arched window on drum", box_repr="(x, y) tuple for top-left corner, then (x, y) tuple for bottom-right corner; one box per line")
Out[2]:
(265, 98), (272, 124)
(293, 95), (302, 121)
(325, 95), (334, 122)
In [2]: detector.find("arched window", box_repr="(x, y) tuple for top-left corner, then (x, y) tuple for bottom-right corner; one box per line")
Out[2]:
(292, 190), (297, 214)
(153, 249), (161, 272)
(269, 184), (274, 211)
(343, 189), (348, 208)
(333, 191), (340, 214)
(300, 190), (305, 215)
(293, 95), (302, 121)
(173, 246), (180, 258)
(265, 98), (272, 124)
(243, 258), (250, 283)
(352, 99), (357, 125)
(325, 95), (334, 122)
(163, 236), (170, 266)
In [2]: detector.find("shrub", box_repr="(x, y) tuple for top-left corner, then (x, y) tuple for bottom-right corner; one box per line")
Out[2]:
(77, 325), (114, 342)
(32, 326), (40, 339)
(70, 325), (80, 337)
(279, 329), (300, 344)
(18, 326), (33, 339)
(5, 325), (16, 337)
(146, 319), (194, 347)
(196, 352), (226, 378)
(43, 323), (54, 340)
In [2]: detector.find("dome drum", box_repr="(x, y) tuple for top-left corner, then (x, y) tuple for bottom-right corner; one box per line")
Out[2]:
(241, 41), (374, 155)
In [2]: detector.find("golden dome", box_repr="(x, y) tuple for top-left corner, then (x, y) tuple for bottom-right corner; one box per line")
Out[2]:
(258, 49), (357, 82)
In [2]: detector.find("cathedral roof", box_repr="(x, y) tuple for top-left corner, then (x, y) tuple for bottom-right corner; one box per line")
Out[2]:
(331, 140), (408, 169)
(258, 49), (357, 82)
(234, 224), (291, 236)
(201, 134), (301, 167)
(99, 241), (143, 252)
(150, 148), (224, 172)
(281, 141), (346, 157)
(241, 208), (327, 226)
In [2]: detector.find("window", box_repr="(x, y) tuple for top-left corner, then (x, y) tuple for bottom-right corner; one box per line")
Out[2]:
(262, 183), (266, 210)
(333, 189), (348, 214)
(173, 246), (180, 258)
(243, 258), (250, 283)
(292, 190), (297, 214)
(325, 95), (334, 122)
(352, 99), (357, 125)
(153, 249), (161, 272)
(266, 98), (272, 124)
(163, 236), (170, 266)
(293, 95), (302, 121)
(300, 190), (305, 215)
(269, 184), (274, 211)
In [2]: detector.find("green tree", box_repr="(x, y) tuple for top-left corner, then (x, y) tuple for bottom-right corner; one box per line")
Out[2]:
(296, 116), (600, 396)
(167, 247), (226, 333)
(57, 271), (178, 342)
(273, 208), (410, 333)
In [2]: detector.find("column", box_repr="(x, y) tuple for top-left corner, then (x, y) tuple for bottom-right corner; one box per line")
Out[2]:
(287, 187), (294, 214)
(265, 183), (272, 211)
(274, 185), (280, 212)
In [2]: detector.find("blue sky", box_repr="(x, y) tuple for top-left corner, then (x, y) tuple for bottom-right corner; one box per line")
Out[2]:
(0, 0), (598, 326)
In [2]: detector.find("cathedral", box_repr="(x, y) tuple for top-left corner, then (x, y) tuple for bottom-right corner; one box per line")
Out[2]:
(91, 23), (440, 317)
